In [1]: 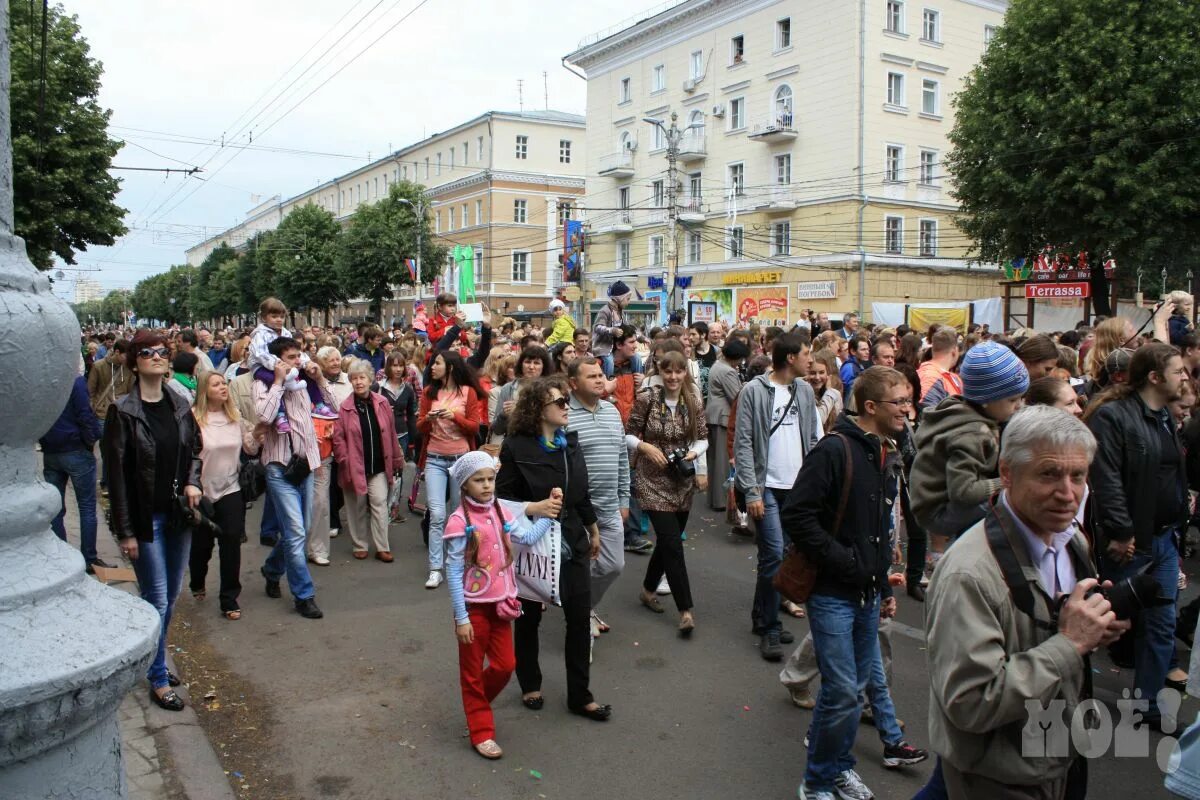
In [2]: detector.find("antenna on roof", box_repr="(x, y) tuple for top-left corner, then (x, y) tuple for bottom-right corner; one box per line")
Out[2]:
(518, 79), (524, 112)
(543, 71), (549, 110)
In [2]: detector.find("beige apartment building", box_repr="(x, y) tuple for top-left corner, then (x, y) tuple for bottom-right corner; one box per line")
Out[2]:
(565, 0), (1007, 327)
(186, 109), (586, 324)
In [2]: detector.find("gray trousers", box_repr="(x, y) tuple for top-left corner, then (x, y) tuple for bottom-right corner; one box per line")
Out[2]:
(590, 511), (625, 609)
(779, 616), (894, 689)
(706, 424), (729, 510)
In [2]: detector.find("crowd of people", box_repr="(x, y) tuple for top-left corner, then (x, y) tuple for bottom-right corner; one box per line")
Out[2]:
(48, 282), (1200, 799)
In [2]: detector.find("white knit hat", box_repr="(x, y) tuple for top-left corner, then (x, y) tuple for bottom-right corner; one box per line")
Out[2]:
(548, 298), (566, 312)
(449, 451), (500, 487)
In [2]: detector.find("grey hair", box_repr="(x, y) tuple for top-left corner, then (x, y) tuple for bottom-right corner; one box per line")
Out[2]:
(346, 358), (375, 378)
(1000, 405), (1096, 468)
(316, 345), (340, 362)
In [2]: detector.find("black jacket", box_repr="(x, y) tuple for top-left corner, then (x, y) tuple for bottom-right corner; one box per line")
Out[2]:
(1087, 391), (1187, 551)
(780, 414), (899, 603)
(103, 385), (203, 542)
(496, 431), (597, 565)
(374, 380), (418, 438)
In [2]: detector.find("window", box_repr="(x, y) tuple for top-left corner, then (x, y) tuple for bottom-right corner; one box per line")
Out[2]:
(652, 124), (665, 150)
(922, 79), (940, 115)
(688, 108), (705, 133)
(373, 177), (378, 197)
(618, 186), (630, 209)
(885, 216), (903, 253)
(777, 17), (792, 49)
(477, 136), (484, 161)
(448, 207), (455, 231)
(688, 172), (703, 202)
(619, 130), (633, 152)
(402, 165), (408, 180)
(919, 219), (938, 256)
(984, 25), (997, 46)
(887, 72), (905, 106)
(919, 149), (937, 185)
(620, 77), (631, 103)
(436, 153), (442, 176)
(730, 97), (745, 129)
(449, 147), (455, 169)
(558, 202), (571, 227)
(726, 226), (745, 259)
(922, 8), (940, 42)
(772, 221), (791, 256)
(687, 231), (702, 264)
(652, 64), (665, 92)
(475, 199), (483, 225)
(650, 235), (664, 266)
(513, 199), (527, 223)
(885, 145), (904, 182)
(728, 163), (745, 195)
(690, 50), (704, 80)
(461, 143), (468, 165)
(886, 0), (904, 33)
(730, 35), (745, 64)
(616, 240), (631, 269)
(775, 153), (791, 184)
(511, 251), (530, 283)
(774, 84), (793, 125)
(424, 157), (430, 178)
(462, 203), (469, 227)
(651, 179), (665, 208)
(383, 174), (389, 192)
(559, 140), (571, 163)
(435, 211), (441, 234)
(515, 135), (528, 159)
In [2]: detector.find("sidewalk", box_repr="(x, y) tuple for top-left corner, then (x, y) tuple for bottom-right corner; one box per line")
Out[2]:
(52, 454), (235, 800)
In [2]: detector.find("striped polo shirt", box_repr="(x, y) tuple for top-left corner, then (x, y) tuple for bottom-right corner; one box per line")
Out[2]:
(567, 394), (630, 512)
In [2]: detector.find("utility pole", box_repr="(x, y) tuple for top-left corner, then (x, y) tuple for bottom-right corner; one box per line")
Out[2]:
(646, 112), (688, 318)
(398, 194), (426, 303)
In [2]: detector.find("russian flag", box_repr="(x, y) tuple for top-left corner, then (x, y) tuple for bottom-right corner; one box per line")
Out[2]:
(405, 258), (417, 281)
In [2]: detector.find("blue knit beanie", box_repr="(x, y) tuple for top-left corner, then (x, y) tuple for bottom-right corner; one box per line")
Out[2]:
(608, 280), (631, 299)
(959, 341), (1029, 405)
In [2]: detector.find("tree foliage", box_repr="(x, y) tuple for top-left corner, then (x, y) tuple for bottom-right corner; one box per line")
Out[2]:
(947, 0), (1200, 313)
(190, 242), (238, 322)
(236, 233), (269, 316)
(271, 204), (344, 315)
(130, 264), (196, 324)
(9, 1), (127, 268)
(100, 289), (131, 324)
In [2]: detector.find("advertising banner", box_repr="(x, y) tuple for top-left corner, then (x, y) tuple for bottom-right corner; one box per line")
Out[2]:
(735, 286), (790, 327)
(908, 306), (969, 334)
(684, 289), (735, 326)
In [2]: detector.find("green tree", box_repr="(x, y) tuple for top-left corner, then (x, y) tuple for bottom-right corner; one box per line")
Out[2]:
(336, 182), (445, 321)
(946, 0), (1200, 315)
(9, 1), (127, 268)
(250, 232), (279, 307)
(71, 299), (102, 324)
(191, 243), (238, 322)
(130, 265), (196, 324)
(271, 204), (344, 322)
(100, 289), (131, 324)
(130, 273), (167, 323)
(237, 232), (270, 317)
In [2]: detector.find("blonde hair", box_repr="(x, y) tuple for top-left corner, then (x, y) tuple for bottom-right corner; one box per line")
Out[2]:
(193, 371), (240, 426)
(1085, 317), (1132, 381)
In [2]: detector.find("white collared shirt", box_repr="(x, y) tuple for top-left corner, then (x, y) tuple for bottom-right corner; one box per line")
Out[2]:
(1000, 491), (1078, 597)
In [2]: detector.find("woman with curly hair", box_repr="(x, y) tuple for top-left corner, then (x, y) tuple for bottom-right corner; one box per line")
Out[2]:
(496, 376), (611, 721)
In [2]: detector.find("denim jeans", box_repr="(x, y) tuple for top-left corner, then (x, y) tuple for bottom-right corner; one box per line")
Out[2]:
(424, 453), (460, 571)
(804, 592), (899, 791)
(130, 513), (191, 689)
(1101, 530), (1180, 719)
(752, 487), (788, 635)
(622, 469), (649, 545)
(260, 488), (282, 542)
(262, 464), (315, 601)
(43, 449), (99, 562)
(96, 419), (108, 490)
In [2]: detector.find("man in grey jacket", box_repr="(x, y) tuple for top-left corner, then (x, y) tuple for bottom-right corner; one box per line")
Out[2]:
(734, 332), (820, 660)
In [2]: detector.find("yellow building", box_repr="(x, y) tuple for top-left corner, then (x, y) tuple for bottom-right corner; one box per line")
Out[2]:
(186, 110), (586, 324)
(565, 0), (1007, 326)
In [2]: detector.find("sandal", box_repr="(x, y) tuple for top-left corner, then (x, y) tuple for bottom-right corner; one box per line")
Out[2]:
(782, 599), (806, 619)
(521, 693), (544, 710)
(591, 610), (611, 633)
(223, 609), (242, 621)
(474, 739), (503, 759)
(639, 591), (665, 614)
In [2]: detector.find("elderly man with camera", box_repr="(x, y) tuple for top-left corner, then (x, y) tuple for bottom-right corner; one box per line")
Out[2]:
(924, 406), (1132, 800)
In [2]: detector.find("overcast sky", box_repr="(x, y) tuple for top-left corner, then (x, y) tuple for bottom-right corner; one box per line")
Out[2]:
(60, 0), (665, 297)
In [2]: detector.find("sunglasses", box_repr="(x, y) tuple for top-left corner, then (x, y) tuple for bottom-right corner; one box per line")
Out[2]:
(137, 347), (170, 360)
(544, 396), (569, 410)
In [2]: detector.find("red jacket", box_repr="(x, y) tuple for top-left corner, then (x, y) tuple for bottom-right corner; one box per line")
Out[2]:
(332, 392), (404, 496)
(426, 312), (456, 354)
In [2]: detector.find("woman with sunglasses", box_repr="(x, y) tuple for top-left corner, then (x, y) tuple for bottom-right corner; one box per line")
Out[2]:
(104, 329), (203, 712)
(496, 376), (611, 721)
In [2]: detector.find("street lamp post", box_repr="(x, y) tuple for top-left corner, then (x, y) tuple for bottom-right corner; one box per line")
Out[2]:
(397, 196), (426, 304)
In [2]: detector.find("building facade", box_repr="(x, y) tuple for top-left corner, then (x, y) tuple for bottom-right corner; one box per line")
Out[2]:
(73, 277), (103, 304)
(565, 0), (1007, 327)
(185, 110), (586, 324)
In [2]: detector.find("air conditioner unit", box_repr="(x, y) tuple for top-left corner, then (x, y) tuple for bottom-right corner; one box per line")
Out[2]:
(682, 78), (697, 93)
(712, 103), (726, 118)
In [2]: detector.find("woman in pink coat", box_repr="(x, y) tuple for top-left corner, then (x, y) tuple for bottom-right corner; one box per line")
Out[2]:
(332, 359), (405, 561)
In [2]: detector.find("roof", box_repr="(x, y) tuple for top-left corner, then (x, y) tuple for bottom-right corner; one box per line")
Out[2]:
(489, 110), (586, 124)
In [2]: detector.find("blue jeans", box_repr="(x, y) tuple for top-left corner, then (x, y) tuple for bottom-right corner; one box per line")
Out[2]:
(43, 449), (99, 562)
(130, 513), (191, 689)
(425, 454), (460, 570)
(262, 464), (315, 601)
(260, 488), (282, 543)
(804, 592), (900, 791)
(1102, 530), (1180, 718)
(912, 758), (948, 800)
(752, 488), (788, 635)
(97, 419), (108, 490)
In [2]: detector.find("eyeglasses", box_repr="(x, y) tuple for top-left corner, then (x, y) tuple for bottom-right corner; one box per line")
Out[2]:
(137, 347), (170, 360)
(544, 396), (569, 409)
(877, 398), (914, 409)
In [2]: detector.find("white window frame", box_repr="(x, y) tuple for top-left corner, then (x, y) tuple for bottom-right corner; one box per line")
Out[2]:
(919, 218), (938, 256)
(686, 231), (702, 264)
(885, 216), (904, 254)
(435, 210), (441, 234)
(922, 8), (940, 43)
(513, 199), (527, 223)
(690, 50), (704, 80)
(919, 149), (937, 185)
(922, 78), (941, 116)
(463, 143), (468, 164)
(772, 221), (791, 256)
(652, 64), (666, 93)
(729, 96), (746, 130)
(436, 152), (442, 175)
(477, 136), (485, 161)
(515, 135), (528, 160)
(728, 162), (745, 195)
(558, 202), (571, 228)
(448, 206), (455, 231)
(620, 77), (631, 103)
(618, 186), (630, 209)
(726, 226), (745, 259)
(616, 240), (631, 270)
(651, 179), (665, 207)
(401, 165), (408, 180)
(774, 84), (794, 125)
(649, 235), (664, 267)
(462, 203), (469, 228)
(559, 139), (571, 163)
(511, 250), (531, 284)
(475, 199), (483, 226)
(730, 34), (745, 65)
(776, 17), (792, 50)
(885, 0), (905, 33)
(449, 148), (455, 170)
(688, 172), (703, 202)
(984, 25), (997, 47)
(424, 157), (430, 178)
(885, 144), (904, 182)
(887, 72), (906, 108)
(652, 124), (666, 151)
(775, 153), (792, 185)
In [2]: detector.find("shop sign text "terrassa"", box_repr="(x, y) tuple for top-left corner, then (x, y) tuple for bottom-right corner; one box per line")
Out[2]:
(724, 271), (783, 286)
(1025, 282), (1090, 299)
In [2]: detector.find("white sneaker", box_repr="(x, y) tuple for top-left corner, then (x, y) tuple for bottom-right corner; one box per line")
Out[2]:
(798, 786), (836, 800)
(589, 614), (601, 638)
(656, 575), (671, 595)
(833, 769), (874, 800)
(424, 570), (443, 589)
(329, 527), (340, 538)
(308, 555), (330, 566)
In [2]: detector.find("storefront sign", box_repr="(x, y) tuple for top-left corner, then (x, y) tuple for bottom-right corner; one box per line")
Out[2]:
(688, 301), (717, 325)
(684, 289), (734, 325)
(1025, 282), (1090, 299)
(724, 270), (783, 286)
(796, 280), (838, 300)
(736, 286), (790, 327)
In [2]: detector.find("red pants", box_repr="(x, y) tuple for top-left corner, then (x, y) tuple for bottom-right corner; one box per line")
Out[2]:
(458, 603), (516, 745)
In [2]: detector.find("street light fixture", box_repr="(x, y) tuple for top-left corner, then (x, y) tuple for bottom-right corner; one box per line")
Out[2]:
(397, 196), (426, 303)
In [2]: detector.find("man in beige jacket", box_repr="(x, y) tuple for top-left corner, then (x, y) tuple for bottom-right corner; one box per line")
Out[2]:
(87, 339), (133, 494)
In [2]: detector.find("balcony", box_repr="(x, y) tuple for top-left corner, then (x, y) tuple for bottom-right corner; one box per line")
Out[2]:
(747, 112), (798, 143)
(765, 184), (796, 211)
(594, 210), (634, 235)
(678, 132), (707, 163)
(598, 150), (635, 178)
(679, 196), (705, 223)
(646, 208), (667, 225)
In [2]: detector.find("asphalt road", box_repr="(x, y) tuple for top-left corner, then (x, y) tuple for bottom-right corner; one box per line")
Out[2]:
(177, 496), (1193, 800)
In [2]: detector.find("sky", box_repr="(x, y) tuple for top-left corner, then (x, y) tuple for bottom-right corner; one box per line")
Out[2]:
(57, 0), (671, 299)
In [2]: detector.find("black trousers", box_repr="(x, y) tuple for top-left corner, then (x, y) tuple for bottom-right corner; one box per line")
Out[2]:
(644, 509), (693, 612)
(189, 491), (245, 612)
(329, 461), (345, 529)
(514, 559), (594, 711)
(901, 483), (927, 585)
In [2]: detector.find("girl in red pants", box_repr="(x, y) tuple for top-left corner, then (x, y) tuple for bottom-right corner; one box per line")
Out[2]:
(445, 451), (557, 759)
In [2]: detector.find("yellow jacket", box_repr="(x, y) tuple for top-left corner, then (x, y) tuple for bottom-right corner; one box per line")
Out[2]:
(546, 314), (577, 345)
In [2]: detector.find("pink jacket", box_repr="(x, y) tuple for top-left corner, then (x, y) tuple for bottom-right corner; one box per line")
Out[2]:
(331, 391), (404, 495)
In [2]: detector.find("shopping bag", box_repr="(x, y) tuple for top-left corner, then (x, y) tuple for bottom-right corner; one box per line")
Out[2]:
(500, 499), (561, 606)
(387, 479), (405, 521)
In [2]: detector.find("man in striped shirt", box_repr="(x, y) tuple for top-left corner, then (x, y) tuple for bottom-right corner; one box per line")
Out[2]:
(567, 357), (630, 637)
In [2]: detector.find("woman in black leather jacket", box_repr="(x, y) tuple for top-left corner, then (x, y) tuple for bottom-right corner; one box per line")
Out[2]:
(104, 329), (203, 712)
(496, 375), (611, 721)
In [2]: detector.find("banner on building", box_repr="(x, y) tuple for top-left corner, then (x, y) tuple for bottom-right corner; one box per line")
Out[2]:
(908, 305), (969, 334)
(736, 286), (790, 327)
(683, 289), (734, 326)
(796, 280), (838, 300)
(562, 220), (584, 284)
(688, 301), (717, 326)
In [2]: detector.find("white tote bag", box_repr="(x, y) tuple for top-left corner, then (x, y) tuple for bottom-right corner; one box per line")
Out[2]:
(499, 499), (561, 606)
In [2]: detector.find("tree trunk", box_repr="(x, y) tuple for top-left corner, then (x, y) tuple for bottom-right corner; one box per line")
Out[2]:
(1089, 251), (1112, 319)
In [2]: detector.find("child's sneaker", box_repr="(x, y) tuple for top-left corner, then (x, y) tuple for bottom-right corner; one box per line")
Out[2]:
(312, 401), (338, 420)
(274, 411), (292, 434)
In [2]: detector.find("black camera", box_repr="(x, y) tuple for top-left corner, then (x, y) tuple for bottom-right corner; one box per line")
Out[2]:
(665, 448), (696, 479)
(1087, 573), (1173, 620)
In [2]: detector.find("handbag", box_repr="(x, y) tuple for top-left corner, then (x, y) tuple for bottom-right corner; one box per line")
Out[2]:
(773, 433), (852, 605)
(238, 455), (266, 501)
(281, 431), (311, 486)
(495, 596), (523, 621)
(502, 499), (562, 606)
